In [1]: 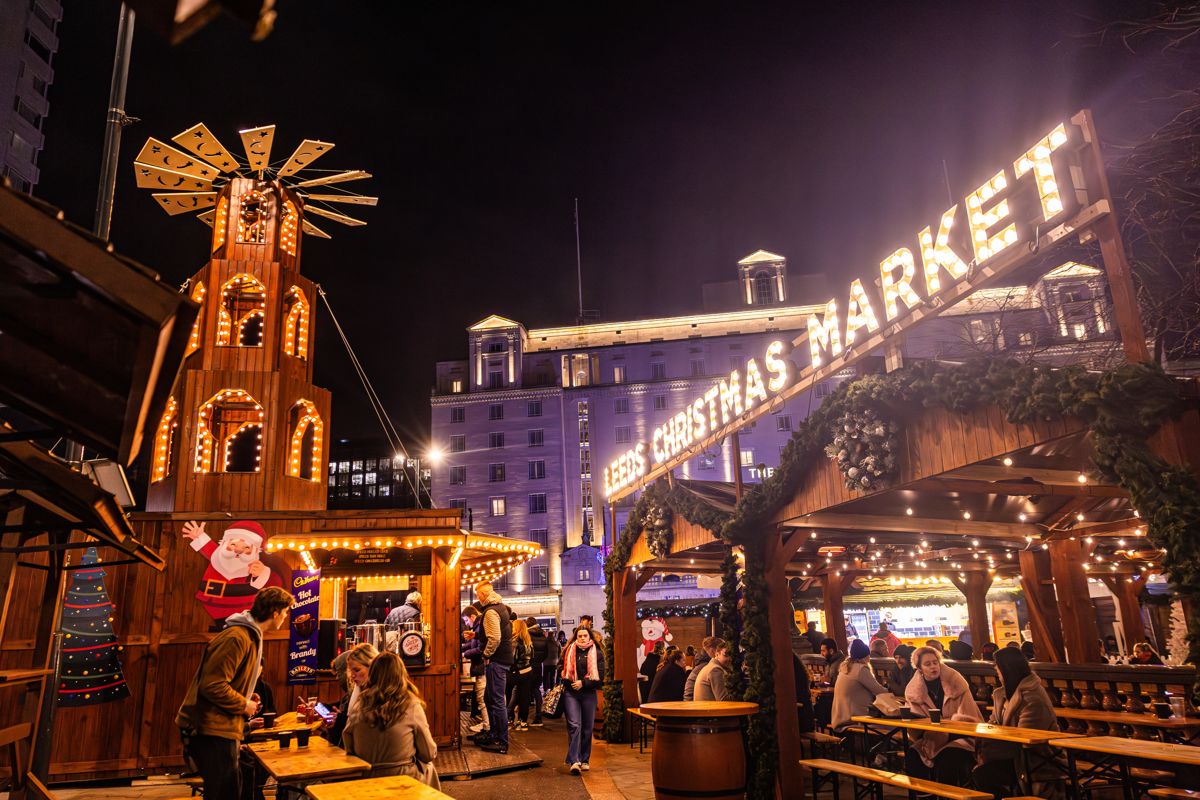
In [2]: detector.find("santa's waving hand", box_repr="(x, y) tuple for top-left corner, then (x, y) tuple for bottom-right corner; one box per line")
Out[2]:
(183, 520), (283, 622)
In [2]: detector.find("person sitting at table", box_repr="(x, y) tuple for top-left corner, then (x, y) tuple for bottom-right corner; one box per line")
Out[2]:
(326, 649), (353, 747)
(980, 642), (999, 661)
(343, 651), (441, 788)
(793, 652), (816, 734)
(1132, 641), (1165, 665)
(694, 639), (733, 701)
(821, 638), (845, 686)
(904, 645), (983, 784)
(924, 639), (945, 655)
(1020, 641), (1036, 660)
(345, 642), (380, 723)
(684, 637), (717, 701)
(648, 649), (688, 702)
(886, 644), (915, 697)
(240, 675), (278, 800)
(869, 638), (889, 658)
(948, 639), (973, 661)
(830, 639), (887, 733)
(971, 647), (1059, 797)
(639, 640), (665, 703)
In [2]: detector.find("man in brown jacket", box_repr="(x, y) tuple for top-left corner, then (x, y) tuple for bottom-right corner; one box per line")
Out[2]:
(177, 586), (293, 798)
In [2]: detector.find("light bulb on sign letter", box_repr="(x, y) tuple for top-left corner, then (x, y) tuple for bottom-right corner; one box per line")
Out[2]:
(879, 248), (922, 321)
(1014, 123), (1069, 222)
(807, 298), (842, 368)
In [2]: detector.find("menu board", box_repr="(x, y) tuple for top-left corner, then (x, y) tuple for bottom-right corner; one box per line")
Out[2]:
(322, 547), (432, 576)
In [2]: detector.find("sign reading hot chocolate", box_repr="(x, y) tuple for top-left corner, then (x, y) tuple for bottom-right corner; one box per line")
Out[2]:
(287, 570), (320, 685)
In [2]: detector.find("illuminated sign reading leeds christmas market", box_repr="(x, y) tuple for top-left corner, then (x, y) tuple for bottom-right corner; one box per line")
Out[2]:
(605, 117), (1096, 501)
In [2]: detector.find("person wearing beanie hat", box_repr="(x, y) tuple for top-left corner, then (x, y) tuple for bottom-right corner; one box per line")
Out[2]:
(182, 520), (286, 624)
(888, 644), (916, 696)
(830, 637), (887, 732)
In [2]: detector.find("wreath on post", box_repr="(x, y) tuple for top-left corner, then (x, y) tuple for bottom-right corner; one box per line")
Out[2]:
(825, 406), (900, 491)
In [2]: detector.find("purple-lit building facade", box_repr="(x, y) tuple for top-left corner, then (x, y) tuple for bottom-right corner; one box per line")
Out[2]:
(430, 251), (1115, 619)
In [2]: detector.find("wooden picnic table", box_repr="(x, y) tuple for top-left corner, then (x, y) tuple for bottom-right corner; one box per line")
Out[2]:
(247, 736), (369, 785)
(1051, 707), (1200, 742)
(1050, 736), (1200, 800)
(244, 711), (325, 742)
(851, 715), (1087, 795)
(0, 669), (51, 686)
(306, 774), (449, 799)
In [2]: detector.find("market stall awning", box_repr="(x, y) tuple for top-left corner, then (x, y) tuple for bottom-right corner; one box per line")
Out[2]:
(0, 428), (164, 570)
(0, 186), (197, 466)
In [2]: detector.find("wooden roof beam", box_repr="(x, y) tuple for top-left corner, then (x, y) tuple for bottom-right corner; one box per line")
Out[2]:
(781, 512), (1038, 541)
(910, 476), (1125, 498)
(948, 465), (1107, 486)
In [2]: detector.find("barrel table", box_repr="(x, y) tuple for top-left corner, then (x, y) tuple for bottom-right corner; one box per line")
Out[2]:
(639, 701), (758, 800)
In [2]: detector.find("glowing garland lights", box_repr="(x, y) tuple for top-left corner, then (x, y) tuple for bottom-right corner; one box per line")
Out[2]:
(212, 196), (228, 252)
(287, 399), (323, 481)
(194, 389), (265, 473)
(151, 396), (178, 482)
(280, 199), (299, 256)
(283, 286), (310, 360)
(187, 282), (206, 355)
(236, 190), (269, 244)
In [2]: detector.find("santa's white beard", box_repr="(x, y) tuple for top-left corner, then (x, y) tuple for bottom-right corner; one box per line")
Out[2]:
(211, 546), (257, 580)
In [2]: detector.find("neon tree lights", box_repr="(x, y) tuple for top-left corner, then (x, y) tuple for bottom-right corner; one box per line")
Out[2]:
(287, 399), (323, 481)
(194, 389), (264, 474)
(151, 396), (178, 482)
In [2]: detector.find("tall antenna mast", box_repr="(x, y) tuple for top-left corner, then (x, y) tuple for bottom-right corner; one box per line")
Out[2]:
(574, 197), (584, 323)
(941, 159), (954, 205)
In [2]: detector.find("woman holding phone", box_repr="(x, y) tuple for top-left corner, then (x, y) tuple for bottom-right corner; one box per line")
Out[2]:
(343, 652), (440, 787)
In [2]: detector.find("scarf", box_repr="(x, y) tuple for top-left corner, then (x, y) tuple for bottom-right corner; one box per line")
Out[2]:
(563, 641), (599, 682)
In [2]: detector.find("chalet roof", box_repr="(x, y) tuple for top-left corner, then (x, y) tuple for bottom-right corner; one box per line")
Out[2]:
(737, 249), (786, 266)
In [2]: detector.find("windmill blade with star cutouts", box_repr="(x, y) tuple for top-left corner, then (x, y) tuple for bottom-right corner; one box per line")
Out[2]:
(132, 122), (377, 241)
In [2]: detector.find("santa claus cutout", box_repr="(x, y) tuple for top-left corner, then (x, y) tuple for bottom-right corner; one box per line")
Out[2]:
(182, 520), (286, 624)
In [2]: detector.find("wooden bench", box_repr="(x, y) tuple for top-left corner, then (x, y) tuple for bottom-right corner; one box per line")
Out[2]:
(800, 758), (993, 800)
(1148, 789), (1199, 799)
(799, 730), (842, 760)
(628, 708), (656, 754)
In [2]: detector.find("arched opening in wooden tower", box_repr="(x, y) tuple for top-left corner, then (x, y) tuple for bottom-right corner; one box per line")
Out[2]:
(280, 199), (299, 257)
(236, 190), (270, 244)
(151, 396), (178, 482)
(212, 195), (229, 253)
(216, 274), (267, 347)
(283, 286), (310, 359)
(287, 399), (323, 481)
(195, 389), (264, 474)
(187, 282), (206, 356)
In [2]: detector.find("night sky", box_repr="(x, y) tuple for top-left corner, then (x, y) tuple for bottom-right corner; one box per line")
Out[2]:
(37, 1), (1166, 448)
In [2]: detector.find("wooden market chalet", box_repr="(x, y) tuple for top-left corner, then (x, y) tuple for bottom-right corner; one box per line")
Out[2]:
(0, 125), (539, 790)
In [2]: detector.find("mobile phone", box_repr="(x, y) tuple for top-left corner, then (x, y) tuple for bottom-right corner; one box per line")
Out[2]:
(313, 702), (336, 723)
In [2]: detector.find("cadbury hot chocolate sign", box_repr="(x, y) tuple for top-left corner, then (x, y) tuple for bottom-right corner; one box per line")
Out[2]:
(288, 570), (320, 685)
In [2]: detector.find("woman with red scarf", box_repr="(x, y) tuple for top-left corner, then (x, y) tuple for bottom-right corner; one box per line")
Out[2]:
(561, 626), (606, 775)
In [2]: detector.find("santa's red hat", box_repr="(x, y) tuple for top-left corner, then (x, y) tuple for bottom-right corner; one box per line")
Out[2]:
(224, 521), (267, 548)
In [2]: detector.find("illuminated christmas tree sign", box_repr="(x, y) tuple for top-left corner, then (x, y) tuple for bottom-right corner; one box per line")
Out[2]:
(57, 547), (130, 707)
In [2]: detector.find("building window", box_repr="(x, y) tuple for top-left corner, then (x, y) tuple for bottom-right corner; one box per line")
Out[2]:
(528, 429), (544, 447)
(691, 359), (705, 376)
(490, 497), (506, 516)
(739, 449), (755, 467)
(815, 382), (831, 399)
(531, 566), (549, 587)
(450, 466), (466, 484)
(351, 473), (363, 486)
(489, 432), (505, 448)
(1018, 331), (1034, 346)
(578, 400), (588, 417)
(753, 271), (774, 305)
(449, 435), (466, 453)
(364, 472), (377, 485)
(578, 569), (592, 582)
(487, 371), (504, 389)
(776, 415), (792, 432)
(489, 463), (506, 482)
(650, 362), (666, 380)
(653, 395), (668, 411)
(730, 356), (745, 372)
(451, 379), (463, 393)
(614, 365), (626, 384)
(14, 97), (42, 129)
(615, 426), (631, 444)
(581, 480), (592, 510)
(352, 460), (363, 472)
(450, 407), (465, 423)
(578, 418), (589, 444)
(449, 498), (466, 509)
(487, 341), (506, 353)
(699, 453), (716, 470)
(527, 400), (542, 417)
(614, 397), (629, 414)
(489, 403), (504, 420)
(580, 449), (591, 475)
(528, 460), (546, 479)
(529, 493), (547, 514)
(23, 30), (52, 64)
(529, 529), (549, 548)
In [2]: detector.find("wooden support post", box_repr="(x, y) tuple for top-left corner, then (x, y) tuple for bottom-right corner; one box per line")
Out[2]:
(611, 567), (642, 710)
(1101, 575), (1148, 650)
(823, 571), (855, 653)
(27, 533), (68, 787)
(1018, 549), (1065, 662)
(731, 431), (744, 501)
(1048, 538), (1102, 664)
(0, 503), (24, 639)
(765, 530), (806, 799)
(951, 572), (993, 650)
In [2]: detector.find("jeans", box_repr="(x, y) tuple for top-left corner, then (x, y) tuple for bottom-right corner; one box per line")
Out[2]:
(485, 661), (509, 745)
(563, 689), (597, 765)
(186, 733), (241, 799)
(473, 674), (490, 729)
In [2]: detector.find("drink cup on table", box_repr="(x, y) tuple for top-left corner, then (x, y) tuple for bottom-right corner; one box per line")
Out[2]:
(262, 712), (276, 728)
(279, 731), (292, 748)
(928, 708), (942, 723)
(296, 728), (311, 747)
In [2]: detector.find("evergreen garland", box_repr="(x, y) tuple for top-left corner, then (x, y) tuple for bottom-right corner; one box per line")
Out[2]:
(645, 501), (674, 559)
(718, 549), (745, 698)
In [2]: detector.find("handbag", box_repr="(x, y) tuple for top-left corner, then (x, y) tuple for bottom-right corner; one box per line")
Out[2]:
(543, 683), (565, 718)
